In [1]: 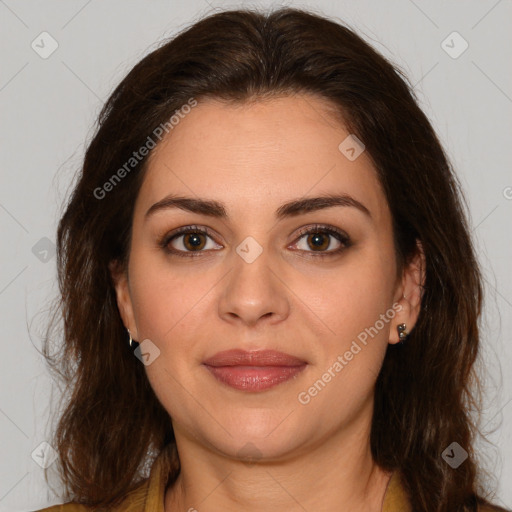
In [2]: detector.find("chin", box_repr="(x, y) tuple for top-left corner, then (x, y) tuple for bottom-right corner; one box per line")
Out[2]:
(198, 413), (311, 462)
(215, 434), (304, 464)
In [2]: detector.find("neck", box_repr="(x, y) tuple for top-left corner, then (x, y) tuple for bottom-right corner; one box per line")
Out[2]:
(164, 416), (391, 512)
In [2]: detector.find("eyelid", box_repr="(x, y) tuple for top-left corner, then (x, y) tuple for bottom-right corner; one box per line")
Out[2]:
(293, 223), (350, 242)
(158, 225), (220, 257)
(290, 223), (351, 257)
(158, 223), (351, 257)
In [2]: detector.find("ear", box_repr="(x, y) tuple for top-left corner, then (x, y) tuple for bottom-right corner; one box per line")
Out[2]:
(109, 259), (139, 341)
(389, 240), (425, 344)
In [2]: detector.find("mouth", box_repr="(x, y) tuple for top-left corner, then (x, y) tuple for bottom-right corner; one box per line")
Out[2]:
(202, 349), (307, 392)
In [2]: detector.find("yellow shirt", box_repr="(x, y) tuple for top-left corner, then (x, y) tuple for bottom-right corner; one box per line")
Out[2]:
(34, 443), (503, 511)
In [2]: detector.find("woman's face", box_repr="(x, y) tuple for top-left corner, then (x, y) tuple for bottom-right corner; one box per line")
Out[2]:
(112, 94), (420, 461)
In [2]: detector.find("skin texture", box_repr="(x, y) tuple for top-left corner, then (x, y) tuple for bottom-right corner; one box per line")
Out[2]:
(111, 93), (424, 512)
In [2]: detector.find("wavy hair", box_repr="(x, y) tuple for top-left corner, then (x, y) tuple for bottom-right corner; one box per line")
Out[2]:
(41, 7), (503, 511)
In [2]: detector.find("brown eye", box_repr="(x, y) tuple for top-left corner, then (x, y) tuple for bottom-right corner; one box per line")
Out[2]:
(181, 232), (207, 251)
(305, 232), (331, 251)
(291, 224), (351, 257)
(160, 226), (222, 257)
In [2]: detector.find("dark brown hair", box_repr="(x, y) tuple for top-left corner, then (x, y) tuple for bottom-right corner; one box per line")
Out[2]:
(41, 6), (505, 511)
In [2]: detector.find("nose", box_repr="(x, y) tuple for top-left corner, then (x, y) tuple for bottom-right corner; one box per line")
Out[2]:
(217, 244), (290, 328)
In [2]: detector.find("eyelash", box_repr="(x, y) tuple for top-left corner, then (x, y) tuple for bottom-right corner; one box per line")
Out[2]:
(158, 223), (352, 259)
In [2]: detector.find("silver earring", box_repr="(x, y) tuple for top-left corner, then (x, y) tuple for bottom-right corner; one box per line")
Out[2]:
(127, 328), (139, 348)
(397, 323), (408, 342)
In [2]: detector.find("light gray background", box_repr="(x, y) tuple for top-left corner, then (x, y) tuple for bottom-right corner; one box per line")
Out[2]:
(0, 1), (511, 510)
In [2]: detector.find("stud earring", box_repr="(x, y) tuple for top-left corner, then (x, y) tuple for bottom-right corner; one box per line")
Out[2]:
(397, 323), (408, 342)
(127, 328), (139, 349)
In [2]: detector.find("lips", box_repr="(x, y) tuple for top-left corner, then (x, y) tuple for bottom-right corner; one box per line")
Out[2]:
(203, 349), (307, 392)
(203, 349), (306, 367)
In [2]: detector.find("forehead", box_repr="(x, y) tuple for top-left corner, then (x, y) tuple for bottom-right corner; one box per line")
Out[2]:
(136, 94), (389, 225)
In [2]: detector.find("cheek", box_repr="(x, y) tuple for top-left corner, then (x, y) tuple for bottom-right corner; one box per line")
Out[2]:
(295, 266), (394, 423)
(302, 251), (395, 347)
(128, 254), (217, 357)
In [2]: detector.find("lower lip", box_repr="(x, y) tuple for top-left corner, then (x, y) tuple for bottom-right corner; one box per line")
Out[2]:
(203, 364), (307, 391)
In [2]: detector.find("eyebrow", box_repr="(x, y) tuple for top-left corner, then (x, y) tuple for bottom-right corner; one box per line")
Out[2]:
(144, 193), (371, 221)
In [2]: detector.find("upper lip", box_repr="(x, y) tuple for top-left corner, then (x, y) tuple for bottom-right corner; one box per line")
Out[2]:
(203, 349), (306, 367)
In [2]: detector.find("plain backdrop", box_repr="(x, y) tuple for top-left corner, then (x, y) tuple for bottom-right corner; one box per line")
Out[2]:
(0, 1), (511, 510)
